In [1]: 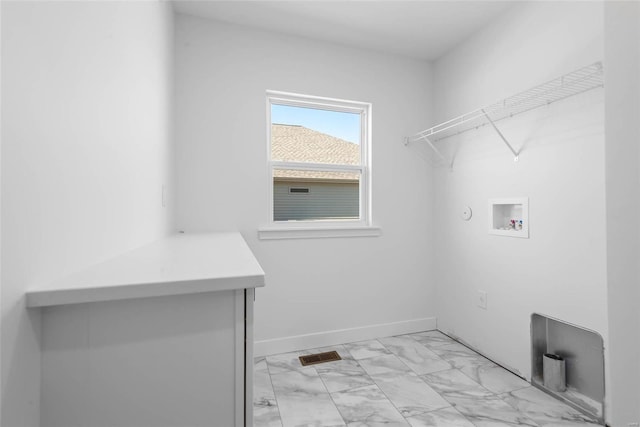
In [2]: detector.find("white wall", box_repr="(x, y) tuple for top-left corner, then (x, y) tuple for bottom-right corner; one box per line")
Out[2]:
(1, 2), (174, 425)
(432, 0), (606, 394)
(174, 15), (435, 354)
(604, 2), (640, 425)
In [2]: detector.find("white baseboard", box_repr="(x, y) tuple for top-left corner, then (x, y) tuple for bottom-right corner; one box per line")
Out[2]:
(254, 317), (437, 357)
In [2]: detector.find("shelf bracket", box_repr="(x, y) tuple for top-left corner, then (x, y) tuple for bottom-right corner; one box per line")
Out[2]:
(406, 134), (449, 167)
(481, 109), (519, 162)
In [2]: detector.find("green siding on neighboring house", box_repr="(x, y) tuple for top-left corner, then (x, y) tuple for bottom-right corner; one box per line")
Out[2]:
(274, 181), (359, 221)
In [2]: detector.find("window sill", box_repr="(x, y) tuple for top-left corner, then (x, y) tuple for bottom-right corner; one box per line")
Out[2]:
(258, 225), (381, 240)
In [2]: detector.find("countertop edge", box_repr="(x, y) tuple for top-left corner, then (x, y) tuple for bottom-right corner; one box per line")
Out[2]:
(27, 275), (265, 308)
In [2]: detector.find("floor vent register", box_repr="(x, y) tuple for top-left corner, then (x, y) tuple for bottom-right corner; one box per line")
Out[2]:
(299, 351), (341, 366)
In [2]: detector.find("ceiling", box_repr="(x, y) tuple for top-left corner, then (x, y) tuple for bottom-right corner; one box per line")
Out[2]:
(171, 1), (515, 61)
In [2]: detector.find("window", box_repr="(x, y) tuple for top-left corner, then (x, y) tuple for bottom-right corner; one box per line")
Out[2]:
(263, 91), (375, 237)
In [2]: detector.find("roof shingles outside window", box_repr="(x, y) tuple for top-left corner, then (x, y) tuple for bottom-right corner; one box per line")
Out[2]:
(271, 124), (360, 182)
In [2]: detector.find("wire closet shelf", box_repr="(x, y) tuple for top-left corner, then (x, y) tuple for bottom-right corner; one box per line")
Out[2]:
(405, 62), (604, 165)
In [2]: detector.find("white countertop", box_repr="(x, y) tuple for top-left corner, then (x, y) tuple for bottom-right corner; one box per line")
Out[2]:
(26, 232), (265, 308)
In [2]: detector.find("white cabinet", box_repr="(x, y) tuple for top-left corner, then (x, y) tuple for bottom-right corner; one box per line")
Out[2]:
(28, 233), (264, 427)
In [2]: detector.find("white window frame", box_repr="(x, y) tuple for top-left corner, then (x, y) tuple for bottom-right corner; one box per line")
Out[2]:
(259, 90), (379, 240)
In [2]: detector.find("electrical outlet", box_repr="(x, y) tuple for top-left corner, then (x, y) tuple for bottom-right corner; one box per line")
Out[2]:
(478, 291), (487, 309)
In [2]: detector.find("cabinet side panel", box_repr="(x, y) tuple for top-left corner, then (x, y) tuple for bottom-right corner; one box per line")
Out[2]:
(42, 291), (237, 427)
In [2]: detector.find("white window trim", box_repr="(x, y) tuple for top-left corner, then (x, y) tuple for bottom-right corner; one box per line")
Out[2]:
(258, 226), (381, 240)
(260, 90), (378, 240)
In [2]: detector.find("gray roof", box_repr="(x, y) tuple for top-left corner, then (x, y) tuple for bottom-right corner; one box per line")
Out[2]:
(272, 124), (360, 182)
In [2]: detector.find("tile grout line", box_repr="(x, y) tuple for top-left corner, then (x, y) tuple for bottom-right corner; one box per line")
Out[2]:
(424, 364), (542, 427)
(395, 333), (493, 427)
(313, 359), (349, 427)
(494, 390), (544, 427)
(435, 330), (529, 382)
(262, 357), (285, 427)
(381, 333), (455, 374)
(364, 339), (452, 421)
(418, 366), (498, 427)
(268, 350), (350, 427)
(345, 341), (411, 426)
(377, 333), (460, 409)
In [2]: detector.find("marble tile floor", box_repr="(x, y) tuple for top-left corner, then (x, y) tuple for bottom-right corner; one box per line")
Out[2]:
(254, 331), (602, 427)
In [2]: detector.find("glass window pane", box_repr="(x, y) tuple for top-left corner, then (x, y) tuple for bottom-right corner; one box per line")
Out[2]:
(271, 104), (361, 165)
(273, 169), (360, 221)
